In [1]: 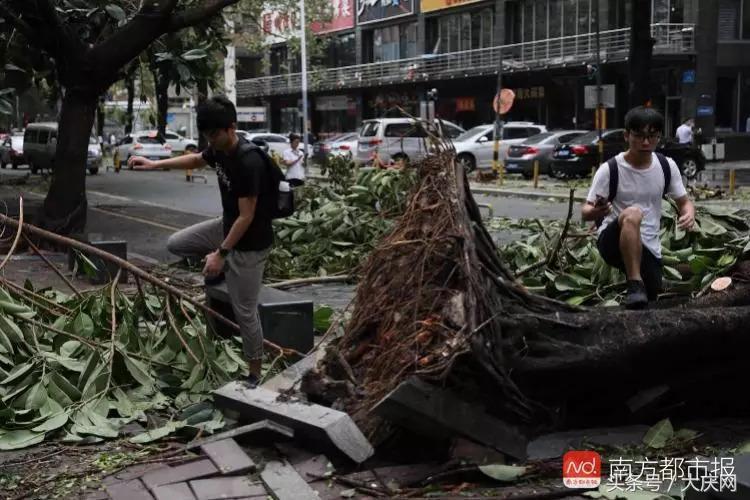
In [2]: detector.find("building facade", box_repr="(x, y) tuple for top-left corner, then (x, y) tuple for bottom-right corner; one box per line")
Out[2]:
(236, 0), (749, 147)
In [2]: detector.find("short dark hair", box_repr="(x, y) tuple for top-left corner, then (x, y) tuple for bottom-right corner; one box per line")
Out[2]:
(289, 133), (301, 142)
(624, 106), (664, 133)
(196, 96), (237, 133)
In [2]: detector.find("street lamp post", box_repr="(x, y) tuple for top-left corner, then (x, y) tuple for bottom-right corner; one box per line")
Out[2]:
(491, 48), (504, 184)
(594, 0), (604, 166)
(299, 0), (310, 175)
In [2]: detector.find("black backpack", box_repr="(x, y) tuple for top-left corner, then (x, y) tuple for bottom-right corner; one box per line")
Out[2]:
(605, 152), (672, 202)
(236, 141), (294, 219)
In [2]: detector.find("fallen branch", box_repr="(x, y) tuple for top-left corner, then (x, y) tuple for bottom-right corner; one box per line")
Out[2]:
(267, 274), (353, 289)
(23, 233), (83, 298)
(0, 212), (298, 358)
(0, 196), (23, 272)
(0, 276), (73, 315)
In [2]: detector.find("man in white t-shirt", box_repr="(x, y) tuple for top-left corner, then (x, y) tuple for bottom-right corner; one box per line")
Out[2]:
(676, 118), (694, 144)
(582, 107), (695, 309)
(282, 133), (305, 187)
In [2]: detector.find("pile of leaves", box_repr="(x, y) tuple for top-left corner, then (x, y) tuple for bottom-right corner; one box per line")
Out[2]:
(267, 161), (417, 279)
(495, 201), (750, 306)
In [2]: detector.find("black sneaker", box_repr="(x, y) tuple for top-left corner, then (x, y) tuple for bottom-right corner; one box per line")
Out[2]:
(204, 272), (225, 286)
(241, 373), (260, 389)
(624, 280), (648, 309)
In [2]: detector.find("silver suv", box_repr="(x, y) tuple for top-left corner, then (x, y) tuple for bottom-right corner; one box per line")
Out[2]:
(356, 118), (464, 165)
(453, 122), (548, 171)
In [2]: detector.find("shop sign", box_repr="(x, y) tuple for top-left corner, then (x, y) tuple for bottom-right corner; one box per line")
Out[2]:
(515, 86), (546, 101)
(456, 97), (475, 112)
(357, 0), (414, 25)
(237, 107), (267, 123)
(421, 0), (484, 13)
(312, 0), (355, 33)
(316, 95), (350, 111)
(261, 10), (300, 44)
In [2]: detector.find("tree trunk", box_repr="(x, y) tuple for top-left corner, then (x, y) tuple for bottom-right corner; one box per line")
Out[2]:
(41, 90), (96, 234)
(628, 0), (654, 107)
(125, 77), (135, 135)
(155, 70), (169, 138)
(96, 100), (105, 141)
(197, 79), (208, 150)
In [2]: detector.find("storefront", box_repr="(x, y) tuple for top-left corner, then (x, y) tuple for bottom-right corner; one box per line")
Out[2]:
(358, 0), (417, 63)
(424, 0), (495, 55)
(314, 94), (360, 135)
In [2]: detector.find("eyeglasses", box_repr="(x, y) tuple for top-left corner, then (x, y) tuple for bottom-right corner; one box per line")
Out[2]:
(630, 132), (661, 142)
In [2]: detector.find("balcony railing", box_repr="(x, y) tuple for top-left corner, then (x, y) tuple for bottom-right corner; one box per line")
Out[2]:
(237, 23), (694, 98)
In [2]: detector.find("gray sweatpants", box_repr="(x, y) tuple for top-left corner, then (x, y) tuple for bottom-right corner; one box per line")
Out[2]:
(167, 218), (269, 361)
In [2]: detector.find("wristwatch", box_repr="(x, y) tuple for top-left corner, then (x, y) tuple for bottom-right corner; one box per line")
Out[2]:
(218, 246), (231, 258)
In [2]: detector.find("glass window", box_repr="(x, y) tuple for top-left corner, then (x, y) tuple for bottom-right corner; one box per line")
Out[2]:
(401, 23), (417, 59)
(719, 0), (741, 40)
(165, 133), (179, 139)
(440, 122), (464, 139)
(503, 127), (531, 139)
(523, 132), (555, 144)
(743, 0), (750, 38)
(482, 8), (494, 47)
(38, 130), (50, 144)
(653, 0), (670, 23)
(122, 136), (133, 145)
(523, 0), (534, 43)
(136, 136), (164, 144)
(564, 0), (577, 36)
(385, 122), (428, 138)
(535, 0), (547, 41)
(558, 132), (585, 143)
(603, 131), (625, 144)
(549, 0), (563, 38)
(577, 0), (590, 35)
(527, 127), (543, 136)
(456, 126), (490, 142)
(359, 122), (380, 137)
(267, 135), (288, 143)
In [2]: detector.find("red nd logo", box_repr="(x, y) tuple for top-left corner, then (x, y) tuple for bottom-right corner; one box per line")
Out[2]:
(563, 451), (602, 488)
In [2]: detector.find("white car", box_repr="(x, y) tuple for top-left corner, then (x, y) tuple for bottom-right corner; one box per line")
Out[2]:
(356, 118), (464, 165)
(237, 131), (290, 157)
(116, 131), (173, 169)
(164, 130), (198, 154)
(453, 122), (548, 171)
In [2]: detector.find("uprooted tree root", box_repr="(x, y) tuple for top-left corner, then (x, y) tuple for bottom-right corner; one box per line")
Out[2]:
(304, 151), (750, 444)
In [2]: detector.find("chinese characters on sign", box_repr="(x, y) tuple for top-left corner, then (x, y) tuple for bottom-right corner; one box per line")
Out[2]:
(357, 0), (414, 24)
(514, 86), (545, 101)
(261, 11), (300, 44)
(311, 0), (355, 34)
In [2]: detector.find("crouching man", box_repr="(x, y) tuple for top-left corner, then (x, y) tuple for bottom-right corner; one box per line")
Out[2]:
(581, 106), (695, 309)
(128, 96), (275, 386)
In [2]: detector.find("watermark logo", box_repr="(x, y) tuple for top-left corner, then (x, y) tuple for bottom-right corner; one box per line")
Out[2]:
(563, 451), (602, 488)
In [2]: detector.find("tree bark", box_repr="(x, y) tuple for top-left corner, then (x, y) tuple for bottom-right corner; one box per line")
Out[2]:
(155, 70), (170, 137)
(197, 78), (209, 150)
(42, 90), (96, 234)
(628, 0), (654, 107)
(125, 76), (135, 135)
(96, 99), (105, 141)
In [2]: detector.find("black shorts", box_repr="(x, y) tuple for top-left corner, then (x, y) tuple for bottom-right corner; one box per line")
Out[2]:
(597, 219), (662, 300)
(288, 178), (305, 187)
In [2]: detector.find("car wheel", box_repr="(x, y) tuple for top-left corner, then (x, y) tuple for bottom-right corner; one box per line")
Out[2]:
(88, 167), (99, 175)
(11, 162), (17, 169)
(681, 157), (699, 179)
(185, 145), (198, 154)
(29, 161), (37, 174)
(456, 153), (476, 172)
(1, 162), (6, 169)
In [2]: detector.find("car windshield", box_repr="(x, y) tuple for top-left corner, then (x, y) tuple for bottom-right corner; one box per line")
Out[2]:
(522, 132), (555, 145)
(333, 133), (357, 143)
(570, 131), (602, 144)
(359, 122), (379, 138)
(455, 126), (490, 142)
(136, 136), (164, 144)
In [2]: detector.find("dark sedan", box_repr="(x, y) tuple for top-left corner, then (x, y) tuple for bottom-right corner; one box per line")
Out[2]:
(550, 129), (706, 179)
(506, 130), (588, 178)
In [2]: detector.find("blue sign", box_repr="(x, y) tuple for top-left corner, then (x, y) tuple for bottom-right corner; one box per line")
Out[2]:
(697, 105), (714, 117)
(682, 70), (696, 84)
(166, 113), (176, 123)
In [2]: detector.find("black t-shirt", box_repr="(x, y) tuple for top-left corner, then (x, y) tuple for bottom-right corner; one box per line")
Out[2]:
(202, 138), (274, 251)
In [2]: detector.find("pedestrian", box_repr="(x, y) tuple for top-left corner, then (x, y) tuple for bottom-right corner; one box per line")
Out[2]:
(581, 106), (695, 309)
(127, 95), (275, 387)
(676, 118), (694, 144)
(282, 133), (306, 187)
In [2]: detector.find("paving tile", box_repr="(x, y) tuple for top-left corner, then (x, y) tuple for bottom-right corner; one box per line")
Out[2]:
(201, 438), (255, 475)
(105, 479), (153, 500)
(141, 459), (218, 490)
(152, 482), (196, 500)
(189, 477), (266, 500)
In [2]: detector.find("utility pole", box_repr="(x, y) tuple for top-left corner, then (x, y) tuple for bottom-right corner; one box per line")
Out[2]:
(299, 0), (310, 175)
(491, 48), (504, 184)
(594, 0), (603, 166)
(224, 18), (237, 105)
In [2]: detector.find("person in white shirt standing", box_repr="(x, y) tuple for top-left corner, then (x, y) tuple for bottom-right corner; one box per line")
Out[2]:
(582, 106), (695, 309)
(676, 118), (694, 144)
(282, 133), (305, 187)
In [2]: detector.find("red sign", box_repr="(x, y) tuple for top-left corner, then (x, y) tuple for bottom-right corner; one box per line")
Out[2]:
(493, 89), (516, 115)
(563, 451), (601, 489)
(311, 0), (355, 33)
(456, 97), (475, 112)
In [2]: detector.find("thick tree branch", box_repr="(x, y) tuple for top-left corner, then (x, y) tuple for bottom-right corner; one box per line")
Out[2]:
(167, 0), (240, 32)
(0, 4), (35, 40)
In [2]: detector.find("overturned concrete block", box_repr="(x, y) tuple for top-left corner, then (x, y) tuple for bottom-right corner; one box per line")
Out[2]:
(373, 377), (527, 460)
(186, 419), (294, 450)
(213, 383), (373, 463)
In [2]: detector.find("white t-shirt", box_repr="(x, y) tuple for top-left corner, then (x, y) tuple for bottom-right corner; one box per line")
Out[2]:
(676, 124), (692, 143)
(586, 153), (687, 259)
(283, 148), (305, 181)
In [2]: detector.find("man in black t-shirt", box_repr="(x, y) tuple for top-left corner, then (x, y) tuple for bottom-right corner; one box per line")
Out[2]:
(128, 96), (273, 387)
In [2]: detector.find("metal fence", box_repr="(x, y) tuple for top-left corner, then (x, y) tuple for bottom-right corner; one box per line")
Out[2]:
(236, 23), (695, 98)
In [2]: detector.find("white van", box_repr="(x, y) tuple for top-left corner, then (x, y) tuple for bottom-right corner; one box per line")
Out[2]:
(356, 118), (464, 165)
(23, 123), (101, 175)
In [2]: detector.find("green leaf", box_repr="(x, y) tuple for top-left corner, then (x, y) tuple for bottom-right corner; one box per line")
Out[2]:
(566, 295), (588, 306)
(663, 265), (682, 280)
(73, 312), (94, 337)
(105, 4), (126, 21)
(25, 382), (48, 410)
(0, 362), (34, 385)
(478, 464), (528, 482)
(737, 441), (750, 454)
(643, 418), (674, 449)
(554, 274), (580, 292)
(129, 420), (186, 444)
(31, 411), (69, 432)
(181, 49), (207, 61)
(51, 372), (82, 402)
(673, 428), (698, 442)
(313, 306), (334, 332)
(0, 430), (45, 450)
(122, 354), (154, 388)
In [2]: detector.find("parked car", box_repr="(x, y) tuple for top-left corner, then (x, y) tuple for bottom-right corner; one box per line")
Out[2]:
(454, 122), (548, 171)
(22, 123), (101, 175)
(506, 130), (588, 177)
(87, 135), (103, 174)
(0, 133), (26, 169)
(356, 118), (465, 165)
(116, 131), (173, 169)
(237, 131), (290, 157)
(312, 132), (358, 164)
(141, 130), (197, 154)
(549, 129), (707, 179)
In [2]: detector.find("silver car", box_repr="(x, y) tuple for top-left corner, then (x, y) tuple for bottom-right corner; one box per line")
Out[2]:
(453, 122), (548, 171)
(0, 134), (25, 169)
(505, 130), (588, 177)
(162, 130), (198, 154)
(116, 132), (173, 169)
(312, 132), (358, 163)
(237, 132), (290, 157)
(356, 118), (464, 165)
